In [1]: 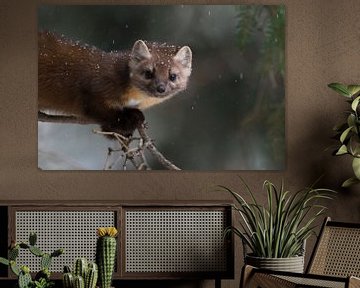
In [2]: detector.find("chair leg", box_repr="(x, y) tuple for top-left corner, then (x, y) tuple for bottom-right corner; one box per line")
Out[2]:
(215, 278), (221, 288)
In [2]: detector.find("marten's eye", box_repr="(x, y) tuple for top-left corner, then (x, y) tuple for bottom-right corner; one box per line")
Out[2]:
(143, 69), (154, 80)
(169, 73), (177, 82)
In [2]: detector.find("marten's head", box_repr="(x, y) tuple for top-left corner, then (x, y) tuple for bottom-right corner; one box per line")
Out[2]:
(128, 40), (192, 98)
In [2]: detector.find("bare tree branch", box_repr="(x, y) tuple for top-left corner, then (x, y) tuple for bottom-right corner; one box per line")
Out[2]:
(137, 125), (181, 170)
(38, 112), (93, 124)
(93, 129), (147, 170)
(38, 111), (181, 170)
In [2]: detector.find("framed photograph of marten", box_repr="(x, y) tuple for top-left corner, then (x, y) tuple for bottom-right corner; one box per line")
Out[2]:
(38, 5), (285, 170)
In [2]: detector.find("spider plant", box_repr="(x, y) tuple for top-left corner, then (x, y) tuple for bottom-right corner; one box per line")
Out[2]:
(220, 179), (334, 258)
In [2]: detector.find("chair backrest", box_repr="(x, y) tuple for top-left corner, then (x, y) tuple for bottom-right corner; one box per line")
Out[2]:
(307, 217), (360, 277)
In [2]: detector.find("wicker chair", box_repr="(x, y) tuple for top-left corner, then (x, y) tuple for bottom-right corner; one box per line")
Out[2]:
(241, 217), (360, 288)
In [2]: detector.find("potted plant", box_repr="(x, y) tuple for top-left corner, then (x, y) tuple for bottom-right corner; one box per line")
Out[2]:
(219, 179), (334, 273)
(61, 227), (117, 288)
(96, 227), (117, 288)
(62, 258), (98, 288)
(328, 83), (360, 187)
(0, 232), (64, 288)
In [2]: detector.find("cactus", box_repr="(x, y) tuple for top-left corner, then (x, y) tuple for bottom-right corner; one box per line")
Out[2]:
(96, 227), (118, 288)
(35, 268), (50, 282)
(18, 269), (32, 288)
(29, 245), (44, 257)
(74, 275), (85, 288)
(63, 259), (98, 288)
(0, 232), (64, 288)
(63, 272), (74, 288)
(29, 232), (37, 246)
(74, 258), (88, 279)
(9, 246), (19, 260)
(62, 265), (74, 288)
(64, 265), (72, 273)
(41, 253), (52, 270)
(85, 263), (98, 288)
(51, 248), (64, 258)
(19, 243), (30, 249)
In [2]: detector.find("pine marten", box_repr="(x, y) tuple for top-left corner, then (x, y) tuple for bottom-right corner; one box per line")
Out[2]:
(38, 31), (192, 136)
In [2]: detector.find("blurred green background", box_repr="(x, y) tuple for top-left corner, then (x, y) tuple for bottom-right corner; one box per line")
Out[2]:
(38, 5), (285, 170)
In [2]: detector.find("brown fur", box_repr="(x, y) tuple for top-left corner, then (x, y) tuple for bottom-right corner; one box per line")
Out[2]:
(38, 31), (192, 135)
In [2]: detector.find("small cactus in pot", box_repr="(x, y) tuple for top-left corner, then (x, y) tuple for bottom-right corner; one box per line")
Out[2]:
(62, 259), (98, 288)
(96, 227), (118, 288)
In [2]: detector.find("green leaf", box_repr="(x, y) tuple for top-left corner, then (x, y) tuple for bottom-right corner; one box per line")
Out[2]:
(350, 136), (360, 156)
(333, 122), (348, 132)
(352, 157), (360, 179)
(347, 85), (360, 97)
(0, 257), (9, 266)
(351, 96), (360, 111)
(340, 126), (353, 143)
(342, 177), (360, 188)
(10, 261), (20, 276)
(347, 114), (356, 128)
(328, 83), (351, 97)
(336, 145), (348, 155)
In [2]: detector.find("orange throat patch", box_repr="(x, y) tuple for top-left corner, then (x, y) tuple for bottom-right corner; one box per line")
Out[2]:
(120, 86), (167, 110)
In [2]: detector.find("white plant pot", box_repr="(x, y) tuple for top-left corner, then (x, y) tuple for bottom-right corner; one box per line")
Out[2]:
(245, 254), (305, 273)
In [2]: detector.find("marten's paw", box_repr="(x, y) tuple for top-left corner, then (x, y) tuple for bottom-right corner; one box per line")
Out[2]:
(101, 108), (145, 138)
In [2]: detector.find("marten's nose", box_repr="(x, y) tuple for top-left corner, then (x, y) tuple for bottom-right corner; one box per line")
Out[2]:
(156, 84), (166, 93)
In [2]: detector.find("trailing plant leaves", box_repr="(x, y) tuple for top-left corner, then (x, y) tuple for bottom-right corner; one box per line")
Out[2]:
(347, 114), (356, 128)
(347, 85), (360, 97)
(330, 82), (360, 186)
(336, 145), (348, 155)
(340, 126), (353, 143)
(0, 257), (9, 266)
(333, 122), (348, 133)
(351, 96), (360, 111)
(328, 83), (351, 97)
(352, 157), (360, 180)
(349, 135), (360, 156)
(342, 177), (360, 188)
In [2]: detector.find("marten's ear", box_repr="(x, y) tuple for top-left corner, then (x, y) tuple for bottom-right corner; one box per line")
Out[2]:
(174, 46), (192, 70)
(131, 40), (151, 61)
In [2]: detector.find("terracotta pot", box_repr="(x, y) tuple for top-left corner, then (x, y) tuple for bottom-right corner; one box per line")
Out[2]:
(245, 254), (305, 273)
